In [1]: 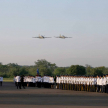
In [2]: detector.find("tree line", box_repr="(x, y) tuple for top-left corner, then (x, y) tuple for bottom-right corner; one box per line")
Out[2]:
(0, 59), (108, 78)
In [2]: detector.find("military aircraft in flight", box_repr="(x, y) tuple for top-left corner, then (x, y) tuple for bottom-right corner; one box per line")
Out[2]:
(54, 34), (72, 39)
(33, 35), (51, 39)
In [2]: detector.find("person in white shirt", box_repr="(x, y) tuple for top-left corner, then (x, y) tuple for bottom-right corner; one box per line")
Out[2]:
(38, 75), (42, 88)
(71, 76), (74, 90)
(60, 75), (63, 90)
(49, 76), (54, 89)
(99, 75), (102, 92)
(16, 75), (21, 89)
(106, 74), (108, 93)
(85, 76), (87, 91)
(97, 75), (100, 92)
(32, 76), (36, 87)
(94, 76), (97, 92)
(87, 76), (90, 91)
(102, 75), (106, 93)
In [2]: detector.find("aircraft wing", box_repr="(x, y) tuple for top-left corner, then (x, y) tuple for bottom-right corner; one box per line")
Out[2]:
(44, 37), (52, 38)
(32, 37), (40, 38)
(65, 37), (72, 38)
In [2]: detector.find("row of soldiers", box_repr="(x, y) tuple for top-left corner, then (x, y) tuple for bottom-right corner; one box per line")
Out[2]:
(14, 75), (55, 89)
(56, 75), (108, 93)
(0, 76), (3, 86)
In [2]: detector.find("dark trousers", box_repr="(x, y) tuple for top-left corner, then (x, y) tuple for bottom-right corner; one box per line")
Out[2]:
(21, 82), (25, 89)
(16, 82), (21, 89)
(106, 84), (108, 93)
(0, 81), (2, 86)
(102, 85), (105, 93)
(15, 82), (17, 86)
(97, 85), (100, 92)
(100, 85), (102, 92)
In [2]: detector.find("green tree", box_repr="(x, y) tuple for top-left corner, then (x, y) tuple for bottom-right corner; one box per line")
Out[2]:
(85, 64), (93, 76)
(19, 67), (29, 76)
(53, 67), (66, 76)
(103, 68), (108, 75)
(66, 65), (86, 75)
(35, 59), (57, 76)
(92, 66), (105, 76)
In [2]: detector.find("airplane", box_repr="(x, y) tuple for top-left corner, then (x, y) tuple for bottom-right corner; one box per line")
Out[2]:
(54, 34), (72, 39)
(32, 35), (51, 39)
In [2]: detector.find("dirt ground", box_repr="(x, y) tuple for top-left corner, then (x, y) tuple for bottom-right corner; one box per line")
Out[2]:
(0, 82), (108, 108)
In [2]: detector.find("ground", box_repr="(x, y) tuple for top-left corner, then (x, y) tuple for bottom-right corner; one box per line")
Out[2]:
(0, 82), (108, 108)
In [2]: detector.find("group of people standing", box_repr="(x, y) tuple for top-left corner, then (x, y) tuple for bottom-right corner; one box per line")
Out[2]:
(14, 75), (25, 89)
(56, 75), (108, 93)
(1, 74), (108, 94)
(14, 75), (55, 89)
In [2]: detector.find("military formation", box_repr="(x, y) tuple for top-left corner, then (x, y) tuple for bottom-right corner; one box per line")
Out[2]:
(56, 75), (108, 93)
(13, 75), (55, 89)
(0, 76), (3, 86)
(1, 74), (108, 94)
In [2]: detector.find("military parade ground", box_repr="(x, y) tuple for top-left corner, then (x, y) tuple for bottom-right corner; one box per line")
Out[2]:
(0, 76), (108, 108)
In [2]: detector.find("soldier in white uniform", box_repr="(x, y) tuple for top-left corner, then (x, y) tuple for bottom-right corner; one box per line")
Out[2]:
(64, 75), (67, 90)
(68, 75), (71, 90)
(99, 75), (102, 92)
(56, 75), (58, 89)
(62, 75), (65, 90)
(43, 76), (49, 88)
(85, 76), (87, 91)
(94, 76), (97, 92)
(102, 75), (106, 93)
(49, 76), (54, 89)
(91, 76), (95, 92)
(87, 76), (90, 92)
(38, 75), (42, 88)
(83, 76), (86, 91)
(97, 75), (100, 92)
(67, 75), (69, 90)
(24, 76), (27, 86)
(36, 75), (40, 87)
(33, 76), (36, 87)
(26, 76), (29, 87)
(71, 76), (73, 90)
(60, 75), (63, 89)
(106, 74), (108, 93)
(80, 76), (83, 91)
(16, 75), (21, 89)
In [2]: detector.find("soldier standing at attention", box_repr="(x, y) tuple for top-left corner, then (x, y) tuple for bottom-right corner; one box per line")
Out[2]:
(97, 75), (100, 92)
(99, 76), (102, 92)
(87, 76), (89, 92)
(106, 74), (108, 93)
(94, 76), (97, 92)
(102, 75), (106, 93)
(16, 75), (21, 89)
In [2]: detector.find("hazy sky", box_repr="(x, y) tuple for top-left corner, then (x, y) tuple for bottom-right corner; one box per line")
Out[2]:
(0, 0), (108, 67)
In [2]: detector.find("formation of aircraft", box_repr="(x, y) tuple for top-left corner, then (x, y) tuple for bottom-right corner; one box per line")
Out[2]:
(32, 34), (72, 39)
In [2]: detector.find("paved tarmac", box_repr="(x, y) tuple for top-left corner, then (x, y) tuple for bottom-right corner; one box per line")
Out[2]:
(0, 82), (108, 108)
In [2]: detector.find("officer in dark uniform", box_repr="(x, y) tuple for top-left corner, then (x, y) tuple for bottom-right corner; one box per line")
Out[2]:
(21, 75), (25, 89)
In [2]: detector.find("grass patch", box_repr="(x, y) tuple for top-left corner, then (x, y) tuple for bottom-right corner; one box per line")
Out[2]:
(3, 78), (13, 82)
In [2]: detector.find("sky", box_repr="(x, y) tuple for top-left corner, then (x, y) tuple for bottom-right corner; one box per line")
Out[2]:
(0, 0), (108, 67)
